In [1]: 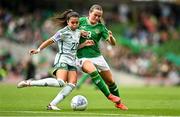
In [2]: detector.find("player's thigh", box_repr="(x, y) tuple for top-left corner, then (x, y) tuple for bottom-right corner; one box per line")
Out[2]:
(76, 58), (96, 73)
(68, 70), (77, 84)
(82, 60), (97, 74)
(99, 70), (114, 85)
(56, 69), (68, 81)
(91, 56), (110, 71)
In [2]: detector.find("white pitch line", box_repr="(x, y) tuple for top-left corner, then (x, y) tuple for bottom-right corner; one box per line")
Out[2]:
(1, 110), (128, 117)
(0, 110), (180, 117)
(0, 110), (121, 116)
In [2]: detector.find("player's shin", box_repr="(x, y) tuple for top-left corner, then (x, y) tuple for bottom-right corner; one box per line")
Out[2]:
(77, 73), (89, 88)
(29, 78), (65, 87)
(89, 70), (110, 97)
(50, 83), (75, 106)
(108, 83), (120, 97)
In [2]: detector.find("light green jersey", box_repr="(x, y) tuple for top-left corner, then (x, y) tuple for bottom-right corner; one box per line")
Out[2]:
(77, 17), (109, 58)
(51, 26), (81, 67)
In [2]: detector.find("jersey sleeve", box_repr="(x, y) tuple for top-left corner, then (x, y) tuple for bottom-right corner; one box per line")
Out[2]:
(101, 25), (109, 41)
(51, 30), (62, 42)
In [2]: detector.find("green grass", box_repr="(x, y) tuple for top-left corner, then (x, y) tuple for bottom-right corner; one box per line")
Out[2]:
(0, 83), (180, 116)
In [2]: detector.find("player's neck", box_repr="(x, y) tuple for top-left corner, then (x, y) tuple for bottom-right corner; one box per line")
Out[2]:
(67, 26), (76, 31)
(87, 17), (97, 25)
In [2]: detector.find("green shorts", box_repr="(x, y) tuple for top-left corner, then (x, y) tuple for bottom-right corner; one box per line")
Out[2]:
(52, 62), (77, 76)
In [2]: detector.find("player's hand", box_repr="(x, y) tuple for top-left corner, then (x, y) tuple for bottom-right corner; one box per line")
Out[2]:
(84, 40), (94, 46)
(108, 30), (116, 45)
(81, 30), (89, 38)
(29, 49), (39, 55)
(108, 30), (112, 36)
(78, 40), (94, 49)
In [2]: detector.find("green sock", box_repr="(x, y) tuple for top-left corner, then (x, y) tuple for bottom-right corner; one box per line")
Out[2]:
(77, 73), (89, 88)
(109, 83), (120, 97)
(89, 70), (110, 97)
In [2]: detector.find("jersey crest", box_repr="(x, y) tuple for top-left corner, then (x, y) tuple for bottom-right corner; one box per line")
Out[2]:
(95, 29), (100, 34)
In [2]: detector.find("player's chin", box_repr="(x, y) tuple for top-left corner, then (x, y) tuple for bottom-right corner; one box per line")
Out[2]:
(72, 27), (77, 30)
(92, 20), (98, 24)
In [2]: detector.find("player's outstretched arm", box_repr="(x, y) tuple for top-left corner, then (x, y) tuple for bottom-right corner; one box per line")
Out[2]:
(78, 40), (95, 49)
(107, 30), (116, 46)
(29, 38), (54, 55)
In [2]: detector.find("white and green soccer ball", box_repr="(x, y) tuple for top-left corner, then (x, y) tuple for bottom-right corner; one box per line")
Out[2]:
(71, 95), (88, 111)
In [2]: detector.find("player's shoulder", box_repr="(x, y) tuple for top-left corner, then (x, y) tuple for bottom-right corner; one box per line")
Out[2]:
(79, 16), (87, 23)
(97, 22), (106, 27)
(57, 26), (70, 33)
(95, 23), (106, 31)
(80, 16), (86, 20)
(76, 28), (81, 32)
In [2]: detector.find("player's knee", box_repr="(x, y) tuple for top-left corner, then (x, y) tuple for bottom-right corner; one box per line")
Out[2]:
(106, 80), (115, 86)
(82, 60), (96, 73)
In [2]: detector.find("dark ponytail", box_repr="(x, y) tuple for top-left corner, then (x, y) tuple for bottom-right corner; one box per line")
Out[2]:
(52, 9), (79, 27)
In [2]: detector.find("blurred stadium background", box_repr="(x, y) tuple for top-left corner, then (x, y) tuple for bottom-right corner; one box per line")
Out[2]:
(0, 0), (179, 86)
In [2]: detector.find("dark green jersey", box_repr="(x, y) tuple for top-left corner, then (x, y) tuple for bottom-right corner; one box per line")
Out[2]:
(77, 17), (109, 58)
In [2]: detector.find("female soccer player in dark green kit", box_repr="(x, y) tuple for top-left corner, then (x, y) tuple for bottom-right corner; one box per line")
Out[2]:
(77, 4), (128, 110)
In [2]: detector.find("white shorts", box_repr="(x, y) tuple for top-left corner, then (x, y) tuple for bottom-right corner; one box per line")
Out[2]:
(77, 55), (110, 72)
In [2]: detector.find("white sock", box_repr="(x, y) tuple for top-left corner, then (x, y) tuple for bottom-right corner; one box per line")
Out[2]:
(29, 78), (65, 87)
(50, 83), (75, 106)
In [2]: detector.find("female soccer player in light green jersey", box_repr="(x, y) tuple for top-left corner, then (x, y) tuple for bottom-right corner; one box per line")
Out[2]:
(17, 10), (82, 110)
(77, 4), (128, 110)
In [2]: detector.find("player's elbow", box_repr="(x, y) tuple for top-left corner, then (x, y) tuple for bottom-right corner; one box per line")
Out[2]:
(108, 39), (116, 46)
(111, 41), (116, 46)
(107, 37), (116, 46)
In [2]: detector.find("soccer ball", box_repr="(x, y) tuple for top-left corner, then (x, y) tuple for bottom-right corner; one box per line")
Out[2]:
(71, 95), (88, 111)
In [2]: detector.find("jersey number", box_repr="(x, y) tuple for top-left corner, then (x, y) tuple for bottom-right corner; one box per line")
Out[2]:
(71, 42), (79, 50)
(87, 31), (91, 38)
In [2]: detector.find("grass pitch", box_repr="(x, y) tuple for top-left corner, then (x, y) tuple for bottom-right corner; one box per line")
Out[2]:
(0, 83), (180, 117)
